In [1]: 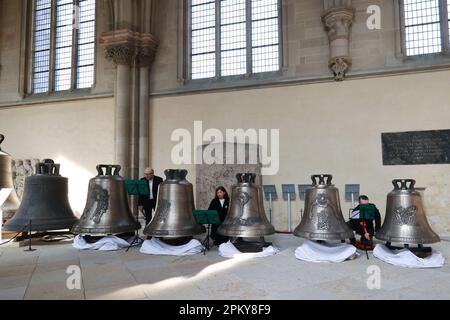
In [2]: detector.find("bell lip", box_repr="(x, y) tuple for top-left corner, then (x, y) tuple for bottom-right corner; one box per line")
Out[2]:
(3, 218), (79, 232)
(375, 233), (440, 244)
(217, 231), (276, 237)
(293, 229), (355, 241)
(217, 226), (276, 237)
(143, 225), (206, 237)
(71, 223), (141, 236)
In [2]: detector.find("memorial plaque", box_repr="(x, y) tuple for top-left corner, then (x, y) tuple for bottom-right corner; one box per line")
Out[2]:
(382, 129), (450, 165)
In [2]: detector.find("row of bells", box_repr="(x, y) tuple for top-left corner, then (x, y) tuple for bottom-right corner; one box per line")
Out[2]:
(0, 136), (440, 245)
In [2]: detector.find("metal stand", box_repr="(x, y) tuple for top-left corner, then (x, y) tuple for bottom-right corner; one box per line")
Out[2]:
(268, 193), (273, 224)
(24, 220), (36, 252)
(126, 205), (143, 252)
(201, 224), (212, 255)
(386, 242), (432, 258)
(287, 193), (292, 233)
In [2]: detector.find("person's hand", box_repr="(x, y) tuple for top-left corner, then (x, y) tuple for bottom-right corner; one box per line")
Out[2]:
(138, 206), (143, 212)
(364, 232), (371, 240)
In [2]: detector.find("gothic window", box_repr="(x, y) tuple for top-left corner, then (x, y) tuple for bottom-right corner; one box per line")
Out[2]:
(189, 0), (281, 80)
(32, 0), (96, 94)
(401, 0), (450, 56)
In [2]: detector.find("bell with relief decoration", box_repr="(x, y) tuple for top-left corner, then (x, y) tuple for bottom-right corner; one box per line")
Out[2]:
(293, 174), (354, 241)
(72, 165), (140, 235)
(376, 179), (440, 246)
(143, 169), (205, 238)
(218, 173), (275, 238)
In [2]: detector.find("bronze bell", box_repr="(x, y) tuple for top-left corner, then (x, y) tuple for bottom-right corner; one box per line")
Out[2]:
(376, 179), (440, 246)
(3, 161), (78, 232)
(218, 173), (275, 238)
(143, 169), (205, 238)
(72, 165), (140, 236)
(294, 174), (354, 241)
(0, 134), (21, 220)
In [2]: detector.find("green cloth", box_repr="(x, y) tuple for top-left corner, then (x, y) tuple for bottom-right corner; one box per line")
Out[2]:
(359, 203), (377, 220)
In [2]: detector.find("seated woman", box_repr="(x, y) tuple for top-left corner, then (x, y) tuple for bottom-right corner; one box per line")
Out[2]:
(208, 186), (230, 246)
(348, 195), (382, 249)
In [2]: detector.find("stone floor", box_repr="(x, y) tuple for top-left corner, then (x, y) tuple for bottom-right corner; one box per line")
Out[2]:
(0, 233), (449, 300)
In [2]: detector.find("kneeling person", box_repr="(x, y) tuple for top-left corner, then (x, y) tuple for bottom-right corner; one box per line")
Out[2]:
(348, 195), (381, 249)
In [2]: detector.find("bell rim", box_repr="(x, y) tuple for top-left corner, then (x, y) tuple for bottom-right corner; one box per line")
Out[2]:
(71, 223), (141, 236)
(3, 218), (79, 232)
(143, 225), (206, 237)
(375, 233), (440, 244)
(217, 226), (276, 237)
(293, 229), (355, 241)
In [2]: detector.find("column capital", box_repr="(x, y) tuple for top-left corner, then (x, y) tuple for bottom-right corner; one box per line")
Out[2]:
(322, 7), (355, 41)
(322, 2), (355, 81)
(99, 29), (159, 67)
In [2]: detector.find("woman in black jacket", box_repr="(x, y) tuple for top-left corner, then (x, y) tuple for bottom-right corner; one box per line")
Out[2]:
(208, 186), (230, 245)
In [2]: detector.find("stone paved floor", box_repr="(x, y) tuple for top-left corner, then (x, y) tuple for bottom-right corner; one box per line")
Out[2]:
(0, 233), (449, 300)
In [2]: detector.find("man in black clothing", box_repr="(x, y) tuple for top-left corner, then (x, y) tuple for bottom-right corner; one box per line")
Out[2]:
(138, 167), (163, 225)
(348, 195), (382, 248)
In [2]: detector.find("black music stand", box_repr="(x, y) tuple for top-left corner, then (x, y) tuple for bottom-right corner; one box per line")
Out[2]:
(193, 210), (221, 255)
(125, 180), (149, 252)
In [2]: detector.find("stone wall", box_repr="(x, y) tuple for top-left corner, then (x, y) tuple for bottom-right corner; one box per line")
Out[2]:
(149, 70), (450, 237)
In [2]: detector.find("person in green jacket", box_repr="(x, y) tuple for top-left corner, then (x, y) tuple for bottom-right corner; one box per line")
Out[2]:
(347, 195), (382, 248)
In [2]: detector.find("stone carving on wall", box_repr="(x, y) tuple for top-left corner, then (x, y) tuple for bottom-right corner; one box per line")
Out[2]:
(322, 0), (355, 81)
(12, 159), (39, 199)
(195, 143), (262, 210)
(100, 29), (159, 67)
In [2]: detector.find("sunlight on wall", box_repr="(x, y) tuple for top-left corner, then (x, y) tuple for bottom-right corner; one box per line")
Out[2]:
(55, 156), (94, 217)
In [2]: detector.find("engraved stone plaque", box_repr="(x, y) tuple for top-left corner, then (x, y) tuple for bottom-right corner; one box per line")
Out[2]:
(382, 129), (450, 165)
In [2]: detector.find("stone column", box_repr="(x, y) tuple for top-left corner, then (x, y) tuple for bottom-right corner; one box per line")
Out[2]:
(100, 30), (158, 178)
(322, 0), (355, 81)
(137, 34), (158, 175)
(100, 30), (137, 178)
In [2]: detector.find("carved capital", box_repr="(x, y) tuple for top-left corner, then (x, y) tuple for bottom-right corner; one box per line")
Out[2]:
(322, 9), (354, 41)
(136, 34), (159, 68)
(322, 3), (355, 81)
(100, 29), (159, 67)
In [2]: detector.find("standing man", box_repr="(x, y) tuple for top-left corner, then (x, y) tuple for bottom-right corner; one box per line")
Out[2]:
(138, 167), (163, 225)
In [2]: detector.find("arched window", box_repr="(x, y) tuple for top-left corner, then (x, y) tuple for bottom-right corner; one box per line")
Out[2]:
(189, 0), (281, 80)
(32, 0), (96, 94)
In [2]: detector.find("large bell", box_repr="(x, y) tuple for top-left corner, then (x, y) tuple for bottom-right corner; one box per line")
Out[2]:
(294, 174), (354, 241)
(143, 169), (205, 238)
(376, 179), (440, 245)
(72, 165), (140, 235)
(0, 134), (21, 220)
(218, 173), (275, 237)
(3, 161), (78, 232)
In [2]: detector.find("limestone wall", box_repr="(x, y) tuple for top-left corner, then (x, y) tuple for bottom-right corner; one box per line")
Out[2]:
(149, 70), (450, 237)
(0, 98), (115, 216)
